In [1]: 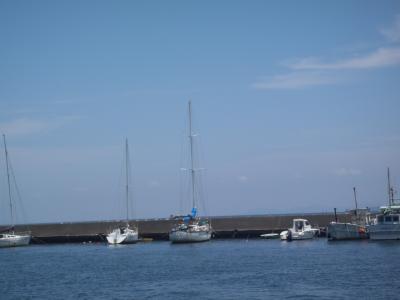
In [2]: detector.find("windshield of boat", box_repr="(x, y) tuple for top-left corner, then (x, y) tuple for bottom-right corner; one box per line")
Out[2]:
(198, 220), (208, 226)
(295, 221), (304, 231)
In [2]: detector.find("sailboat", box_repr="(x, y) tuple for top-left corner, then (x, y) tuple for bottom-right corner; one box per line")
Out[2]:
(106, 139), (139, 245)
(0, 134), (31, 248)
(169, 101), (212, 243)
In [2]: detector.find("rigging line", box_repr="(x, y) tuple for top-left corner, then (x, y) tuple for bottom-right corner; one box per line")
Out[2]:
(3, 134), (14, 229)
(9, 161), (28, 224)
(197, 132), (209, 217)
(127, 142), (136, 220)
(188, 101), (196, 209)
(198, 169), (209, 217)
(124, 138), (135, 223)
(112, 142), (126, 222)
(178, 119), (187, 215)
(126, 139), (129, 222)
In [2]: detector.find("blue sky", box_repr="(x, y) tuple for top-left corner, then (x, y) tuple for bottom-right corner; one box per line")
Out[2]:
(0, 1), (399, 224)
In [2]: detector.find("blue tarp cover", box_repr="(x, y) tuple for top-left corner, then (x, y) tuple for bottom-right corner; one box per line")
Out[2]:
(191, 207), (197, 217)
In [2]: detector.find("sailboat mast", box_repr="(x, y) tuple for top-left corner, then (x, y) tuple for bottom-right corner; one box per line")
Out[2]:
(3, 134), (14, 229)
(125, 138), (129, 224)
(188, 101), (196, 209)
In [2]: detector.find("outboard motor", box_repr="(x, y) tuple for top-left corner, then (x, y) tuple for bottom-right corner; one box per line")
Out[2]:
(287, 229), (293, 242)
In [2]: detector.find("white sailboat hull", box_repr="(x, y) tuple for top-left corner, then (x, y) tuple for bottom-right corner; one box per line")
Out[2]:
(369, 224), (400, 240)
(327, 222), (368, 240)
(169, 230), (211, 243)
(106, 229), (138, 245)
(0, 234), (31, 248)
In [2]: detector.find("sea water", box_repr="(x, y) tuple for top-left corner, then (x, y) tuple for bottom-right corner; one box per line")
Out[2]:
(1, 239), (399, 299)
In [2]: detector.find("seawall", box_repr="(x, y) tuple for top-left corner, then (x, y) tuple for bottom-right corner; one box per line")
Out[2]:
(1, 212), (350, 243)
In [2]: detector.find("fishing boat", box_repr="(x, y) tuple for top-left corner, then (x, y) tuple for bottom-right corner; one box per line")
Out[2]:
(106, 139), (138, 245)
(280, 219), (319, 241)
(368, 168), (400, 240)
(327, 188), (370, 240)
(0, 134), (31, 248)
(169, 101), (212, 243)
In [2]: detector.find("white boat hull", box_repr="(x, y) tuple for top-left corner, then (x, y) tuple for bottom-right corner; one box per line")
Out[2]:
(280, 229), (317, 241)
(106, 229), (138, 245)
(0, 234), (31, 248)
(169, 230), (211, 243)
(369, 224), (400, 240)
(327, 222), (368, 240)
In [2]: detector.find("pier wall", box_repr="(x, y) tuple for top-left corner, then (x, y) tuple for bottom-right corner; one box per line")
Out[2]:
(1, 213), (350, 243)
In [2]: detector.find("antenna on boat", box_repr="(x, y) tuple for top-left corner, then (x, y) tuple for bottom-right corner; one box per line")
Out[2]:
(353, 187), (358, 216)
(387, 167), (392, 206)
(188, 101), (196, 210)
(3, 134), (14, 231)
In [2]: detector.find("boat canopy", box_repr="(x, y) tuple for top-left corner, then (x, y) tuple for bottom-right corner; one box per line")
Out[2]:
(179, 208), (198, 223)
(191, 207), (197, 217)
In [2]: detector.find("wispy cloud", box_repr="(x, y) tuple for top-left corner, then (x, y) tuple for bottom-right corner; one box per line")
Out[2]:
(253, 14), (400, 90)
(72, 187), (89, 192)
(0, 118), (50, 136)
(147, 180), (161, 188)
(289, 47), (400, 70)
(252, 71), (338, 90)
(380, 14), (400, 42)
(237, 175), (248, 182)
(333, 168), (362, 176)
(0, 115), (83, 137)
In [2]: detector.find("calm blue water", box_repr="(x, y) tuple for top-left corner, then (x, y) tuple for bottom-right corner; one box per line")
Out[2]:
(1, 239), (399, 299)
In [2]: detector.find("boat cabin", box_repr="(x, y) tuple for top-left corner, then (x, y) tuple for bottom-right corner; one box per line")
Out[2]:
(376, 214), (400, 224)
(292, 219), (311, 232)
(375, 205), (400, 225)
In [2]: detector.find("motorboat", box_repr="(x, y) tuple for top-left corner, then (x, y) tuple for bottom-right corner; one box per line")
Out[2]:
(368, 168), (400, 240)
(368, 207), (400, 240)
(327, 221), (368, 240)
(280, 218), (319, 241)
(327, 188), (370, 240)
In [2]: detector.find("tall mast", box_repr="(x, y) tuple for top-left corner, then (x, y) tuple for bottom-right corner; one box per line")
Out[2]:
(387, 167), (392, 206)
(125, 138), (129, 224)
(188, 101), (196, 209)
(3, 134), (14, 229)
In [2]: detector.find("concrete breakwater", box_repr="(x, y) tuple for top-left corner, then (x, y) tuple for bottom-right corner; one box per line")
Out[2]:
(2, 212), (350, 243)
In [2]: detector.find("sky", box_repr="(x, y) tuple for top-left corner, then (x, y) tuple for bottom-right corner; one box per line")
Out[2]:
(0, 1), (399, 224)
